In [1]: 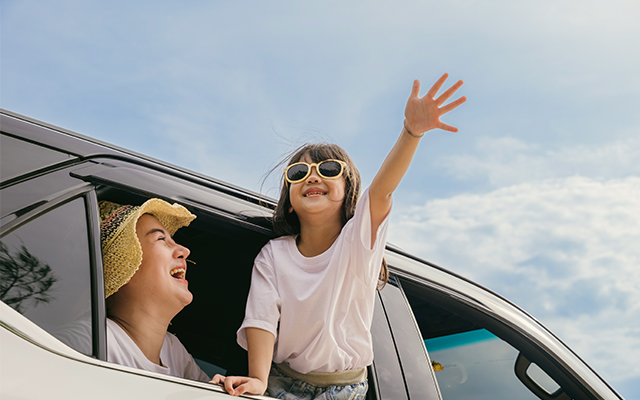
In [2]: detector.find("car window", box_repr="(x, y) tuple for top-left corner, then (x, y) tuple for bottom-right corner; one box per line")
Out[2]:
(399, 277), (565, 400)
(378, 276), (442, 400)
(96, 184), (270, 377)
(426, 328), (543, 399)
(0, 197), (93, 356)
(0, 133), (74, 182)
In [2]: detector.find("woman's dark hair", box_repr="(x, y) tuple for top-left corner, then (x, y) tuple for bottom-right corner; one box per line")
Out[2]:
(271, 143), (388, 288)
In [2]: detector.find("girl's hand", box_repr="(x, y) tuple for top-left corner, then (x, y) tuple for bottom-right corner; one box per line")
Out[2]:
(404, 73), (467, 135)
(210, 374), (267, 396)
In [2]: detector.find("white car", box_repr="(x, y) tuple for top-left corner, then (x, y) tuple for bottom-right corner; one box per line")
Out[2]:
(0, 109), (623, 399)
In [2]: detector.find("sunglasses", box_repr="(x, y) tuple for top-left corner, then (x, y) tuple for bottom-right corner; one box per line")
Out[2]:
(284, 159), (347, 184)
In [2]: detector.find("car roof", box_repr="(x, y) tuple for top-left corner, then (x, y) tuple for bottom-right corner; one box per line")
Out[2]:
(1, 108), (272, 210)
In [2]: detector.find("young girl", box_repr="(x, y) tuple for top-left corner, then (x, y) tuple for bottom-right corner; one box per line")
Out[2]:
(212, 73), (466, 398)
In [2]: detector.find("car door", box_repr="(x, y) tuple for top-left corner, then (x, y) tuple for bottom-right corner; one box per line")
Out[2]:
(0, 179), (238, 399)
(380, 251), (618, 400)
(0, 125), (257, 399)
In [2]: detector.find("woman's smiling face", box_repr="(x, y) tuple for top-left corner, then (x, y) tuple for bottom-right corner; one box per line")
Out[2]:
(119, 214), (193, 309)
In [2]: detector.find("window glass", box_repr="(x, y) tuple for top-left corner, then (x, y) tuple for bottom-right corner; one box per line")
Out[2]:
(401, 278), (563, 400)
(0, 198), (92, 355)
(425, 329), (540, 399)
(0, 133), (73, 182)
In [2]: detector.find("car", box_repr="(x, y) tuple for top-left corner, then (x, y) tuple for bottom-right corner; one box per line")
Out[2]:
(0, 108), (624, 400)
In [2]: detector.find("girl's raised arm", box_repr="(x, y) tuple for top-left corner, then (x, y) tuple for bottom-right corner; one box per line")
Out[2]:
(369, 73), (466, 244)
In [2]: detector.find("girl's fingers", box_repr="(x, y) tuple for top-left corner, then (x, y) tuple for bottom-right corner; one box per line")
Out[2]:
(224, 378), (239, 395)
(410, 79), (421, 98)
(440, 96), (467, 114)
(426, 73), (449, 99)
(435, 80), (464, 106)
(438, 122), (458, 132)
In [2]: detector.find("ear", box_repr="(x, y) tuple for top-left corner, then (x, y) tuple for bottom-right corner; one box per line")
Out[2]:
(288, 207), (294, 213)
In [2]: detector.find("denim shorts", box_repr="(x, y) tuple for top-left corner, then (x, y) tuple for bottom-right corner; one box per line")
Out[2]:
(267, 364), (368, 400)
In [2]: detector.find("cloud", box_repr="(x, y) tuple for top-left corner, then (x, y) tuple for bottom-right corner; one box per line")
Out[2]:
(389, 176), (640, 383)
(439, 135), (640, 187)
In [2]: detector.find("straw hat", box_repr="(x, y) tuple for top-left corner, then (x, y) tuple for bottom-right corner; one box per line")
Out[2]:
(99, 198), (196, 298)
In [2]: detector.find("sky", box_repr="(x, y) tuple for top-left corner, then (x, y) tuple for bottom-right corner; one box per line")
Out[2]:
(2, 1), (639, 398)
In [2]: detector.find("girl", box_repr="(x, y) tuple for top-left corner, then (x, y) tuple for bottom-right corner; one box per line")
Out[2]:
(212, 73), (466, 398)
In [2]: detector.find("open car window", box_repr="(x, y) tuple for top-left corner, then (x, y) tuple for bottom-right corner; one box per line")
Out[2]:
(94, 176), (272, 378)
(398, 276), (576, 400)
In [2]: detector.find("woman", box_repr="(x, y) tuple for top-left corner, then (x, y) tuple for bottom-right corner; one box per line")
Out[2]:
(100, 198), (209, 381)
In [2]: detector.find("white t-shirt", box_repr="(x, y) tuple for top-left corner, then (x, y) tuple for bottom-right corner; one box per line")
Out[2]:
(107, 319), (209, 382)
(237, 188), (390, 374)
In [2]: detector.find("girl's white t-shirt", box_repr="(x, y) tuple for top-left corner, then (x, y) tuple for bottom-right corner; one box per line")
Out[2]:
(237, 188), (390, 374)
(107, 319), (210, 381)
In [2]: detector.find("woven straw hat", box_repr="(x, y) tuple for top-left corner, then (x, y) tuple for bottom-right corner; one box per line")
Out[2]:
(99, 198), (196, 298)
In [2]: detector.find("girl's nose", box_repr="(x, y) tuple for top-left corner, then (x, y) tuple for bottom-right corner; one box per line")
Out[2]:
(306, 165), (321, 182)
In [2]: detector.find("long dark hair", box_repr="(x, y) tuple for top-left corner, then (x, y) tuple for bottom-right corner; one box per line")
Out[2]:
(271, 143), (388, 288)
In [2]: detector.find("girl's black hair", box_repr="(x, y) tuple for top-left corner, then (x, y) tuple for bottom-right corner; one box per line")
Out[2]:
(271, 143), (388, 288)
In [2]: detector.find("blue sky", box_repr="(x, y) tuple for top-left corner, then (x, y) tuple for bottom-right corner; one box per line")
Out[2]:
(2, 1), (639, 397)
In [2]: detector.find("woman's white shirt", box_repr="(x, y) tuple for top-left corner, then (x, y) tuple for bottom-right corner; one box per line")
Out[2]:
(107, 319), (209, 381)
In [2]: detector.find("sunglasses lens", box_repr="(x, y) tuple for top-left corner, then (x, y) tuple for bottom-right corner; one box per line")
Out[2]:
(319, 161), (342, 178)
(287, 164), (310, 182)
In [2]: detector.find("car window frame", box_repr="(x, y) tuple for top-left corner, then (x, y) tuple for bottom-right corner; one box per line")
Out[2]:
(369, 290), (410, 400)
(86, 189), (107, 359)
(378, 275), (443, 400)
(70, 159), (274, 235)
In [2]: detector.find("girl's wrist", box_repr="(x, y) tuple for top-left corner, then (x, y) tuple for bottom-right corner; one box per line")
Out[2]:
(403, 119), (424, 138)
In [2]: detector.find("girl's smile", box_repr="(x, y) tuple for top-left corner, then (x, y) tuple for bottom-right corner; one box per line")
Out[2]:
(303, 187), (327, 197)
(289, 156), (346, 220)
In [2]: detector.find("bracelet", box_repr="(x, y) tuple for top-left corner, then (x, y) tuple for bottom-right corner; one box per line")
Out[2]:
(403, 119), (424, 138)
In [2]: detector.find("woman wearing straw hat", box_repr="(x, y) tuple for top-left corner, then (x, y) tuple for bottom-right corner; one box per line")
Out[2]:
(100, 198), (209, 381)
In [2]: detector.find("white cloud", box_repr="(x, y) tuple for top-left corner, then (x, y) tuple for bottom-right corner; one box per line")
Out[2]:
(389, 176), (640, 384)
(439, 135), (640, 187)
